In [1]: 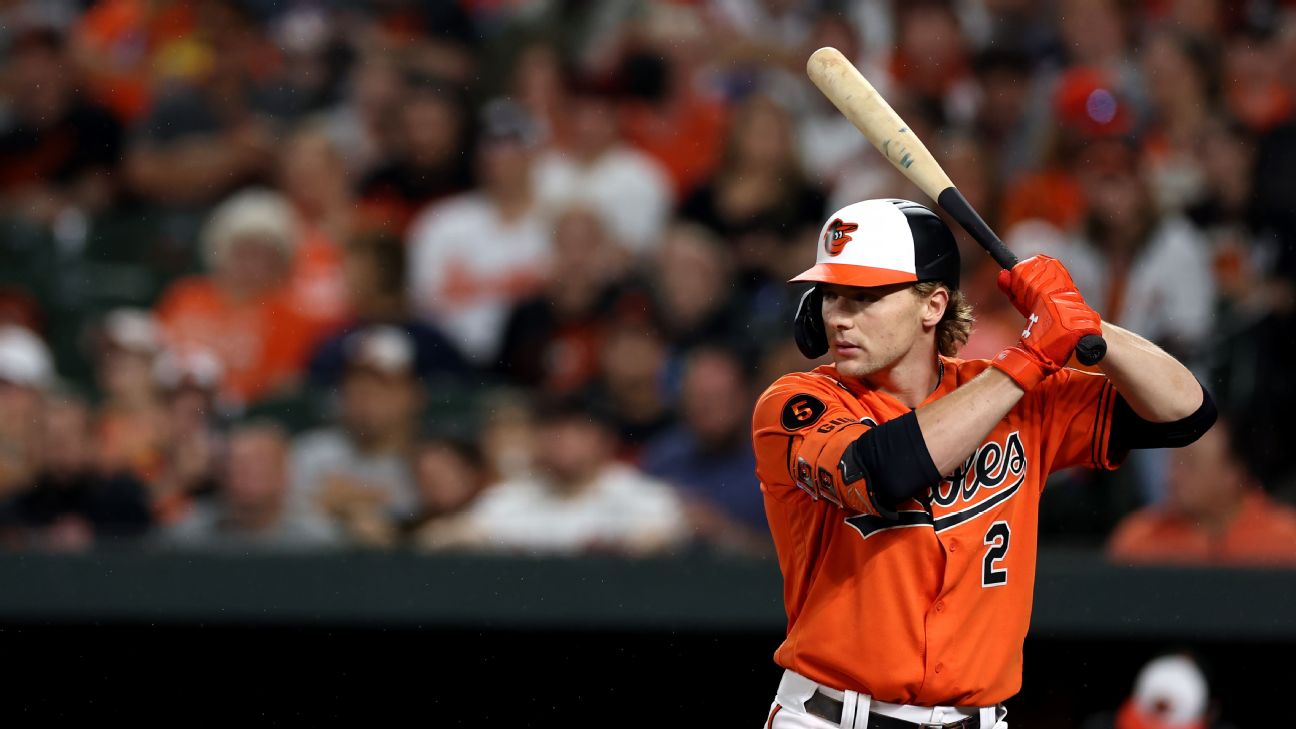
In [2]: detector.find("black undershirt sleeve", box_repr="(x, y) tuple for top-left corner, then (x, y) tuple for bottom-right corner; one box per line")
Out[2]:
(1107, 382), (1217, 457)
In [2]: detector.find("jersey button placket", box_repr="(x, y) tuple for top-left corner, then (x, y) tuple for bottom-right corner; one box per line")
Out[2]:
(935, 600), (945, 613)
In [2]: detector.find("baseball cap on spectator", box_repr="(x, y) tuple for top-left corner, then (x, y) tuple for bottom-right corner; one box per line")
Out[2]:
(1053, 67), (1132, 137)
(154, 348), (224, 393)
(100, 308), (162, 356)
(0, 324), (54, 390)
(480, 97), (541, 147)
(1117, 654), (1209, 729)
(202, 188), (300, 272)
(343, 325), (416, 378)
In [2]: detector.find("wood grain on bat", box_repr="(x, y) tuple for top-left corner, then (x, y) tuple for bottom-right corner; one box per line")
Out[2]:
(805, 47), (953, 199)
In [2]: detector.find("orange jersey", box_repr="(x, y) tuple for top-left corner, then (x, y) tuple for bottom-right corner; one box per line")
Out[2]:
(752, 356), (1123, 707)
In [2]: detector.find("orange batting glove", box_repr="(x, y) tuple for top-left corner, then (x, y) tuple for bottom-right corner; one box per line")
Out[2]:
(991, 255), (1102, 391)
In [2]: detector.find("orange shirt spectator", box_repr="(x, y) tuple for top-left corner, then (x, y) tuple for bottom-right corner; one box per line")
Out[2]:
(1108, 422), (1296, 567)
(71, 0), (197, 123)
(155, 279), (313, 408)
(154, 189), (315, 407)
(279, 127), (359, 336)
(288, 226), (350, 336)
(618, 83), (728, 199)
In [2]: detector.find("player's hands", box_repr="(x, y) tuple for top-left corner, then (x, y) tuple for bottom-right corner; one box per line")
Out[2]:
(991, 255), (1102, 391)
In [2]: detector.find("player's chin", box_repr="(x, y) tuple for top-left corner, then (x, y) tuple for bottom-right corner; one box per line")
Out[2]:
(832, 355), (879, 379)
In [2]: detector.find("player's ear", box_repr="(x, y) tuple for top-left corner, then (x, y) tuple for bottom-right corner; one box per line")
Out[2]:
(919, 284), (949, 329)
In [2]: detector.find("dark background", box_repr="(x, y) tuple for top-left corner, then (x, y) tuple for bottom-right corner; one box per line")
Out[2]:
(7, 624), (1289, 727)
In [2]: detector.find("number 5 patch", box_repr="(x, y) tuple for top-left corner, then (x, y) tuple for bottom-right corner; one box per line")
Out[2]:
(781, 394), (827, 431)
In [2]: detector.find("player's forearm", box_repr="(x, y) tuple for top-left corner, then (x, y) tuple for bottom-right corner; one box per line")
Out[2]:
(915, 367), (1024, 476)
(1095, 322), (1203, 422)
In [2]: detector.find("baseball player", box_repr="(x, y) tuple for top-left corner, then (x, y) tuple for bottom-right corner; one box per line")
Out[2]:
(753, 199), (1216, 728)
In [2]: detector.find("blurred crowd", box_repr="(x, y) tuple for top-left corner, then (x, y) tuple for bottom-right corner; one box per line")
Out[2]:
(0, 0), (1294, 563)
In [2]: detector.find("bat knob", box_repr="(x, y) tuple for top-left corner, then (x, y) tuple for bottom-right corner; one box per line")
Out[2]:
(1075, 334), (1107, 366)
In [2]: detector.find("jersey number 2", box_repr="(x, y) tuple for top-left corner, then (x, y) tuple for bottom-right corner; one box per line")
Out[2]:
(982, 521), (1010, 587)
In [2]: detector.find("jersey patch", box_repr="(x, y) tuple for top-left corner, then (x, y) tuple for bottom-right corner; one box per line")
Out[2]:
(781, 394), (827, 431)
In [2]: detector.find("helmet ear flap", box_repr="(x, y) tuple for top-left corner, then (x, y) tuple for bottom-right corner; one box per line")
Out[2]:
(794, 286), (828, 359)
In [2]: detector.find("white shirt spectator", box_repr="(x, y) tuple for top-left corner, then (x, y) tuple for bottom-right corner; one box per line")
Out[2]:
(1006, 216), (1216, 353)
(534, 146), (672, 254)
(407, 193), (552, 363)
(288, 429), (419, 521)
(461, 463), (687, 556)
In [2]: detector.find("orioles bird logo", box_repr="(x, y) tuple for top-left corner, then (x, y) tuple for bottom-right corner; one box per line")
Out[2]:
(823, 218), (859, 256)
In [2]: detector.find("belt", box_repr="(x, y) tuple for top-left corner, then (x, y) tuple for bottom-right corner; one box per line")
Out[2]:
(803, 689), (980, 729)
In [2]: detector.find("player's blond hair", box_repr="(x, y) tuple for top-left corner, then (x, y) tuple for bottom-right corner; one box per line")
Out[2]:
(913, 281), (974, 357)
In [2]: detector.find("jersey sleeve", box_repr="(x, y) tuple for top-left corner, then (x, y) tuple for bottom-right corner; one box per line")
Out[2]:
(1028, 367), (1125, 474)
(751, 374), (883, 515)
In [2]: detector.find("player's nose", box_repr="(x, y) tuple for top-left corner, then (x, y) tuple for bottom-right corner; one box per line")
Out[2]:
(824, 301), (855, 331)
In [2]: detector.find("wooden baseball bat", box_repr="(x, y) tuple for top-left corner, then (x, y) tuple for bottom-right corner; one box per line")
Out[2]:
(805, 46), (1106, 366)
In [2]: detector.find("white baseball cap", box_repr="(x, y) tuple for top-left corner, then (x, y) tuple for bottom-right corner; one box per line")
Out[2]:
(790, 199), (961, 290)
(344, 325), (416, 376)
(1131, 655), (1208, 726)
(0, 324), (53, 390)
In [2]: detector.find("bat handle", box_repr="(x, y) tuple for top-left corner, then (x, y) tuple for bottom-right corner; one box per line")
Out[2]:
(1074, 335), (1107, 366)
(936, 187), (1108, 365)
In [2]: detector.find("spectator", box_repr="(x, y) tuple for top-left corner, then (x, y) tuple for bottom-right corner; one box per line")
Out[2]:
(999, 65), (1133, 233)
(0, 325), (53, 500)
(476, 389), (538, 484)
(407, 98), (552, 365)
(1140, 29), (1220, 213)
(406, 436), (492, 551)
(648, 223), (746, 357)
(582, 312), (675, 455)
(534, 76), (673, 254)
(0, 391), (151, 551)
(679, 94), (826, 292)
(290, 326), (424, 548)
(1008, 139), (1215, 361)
(322, 53), (406, 181)
(162, 420), (340, 551)
(449, 396), (687, 556)
(277, 124), (358, 338)
(791, 12), (882, 188)
(148, 348), (225, 526)
(1081, 653), (1235, 729)
(496, 206), (628, 395)
(70, 0), (199, 123)
(970, 46), (1046, 184)
(122, 0), (282, 207)
(93, 309), (169, 485)
(888, 0), (977, 127)
(508, 41), (572, 151)
(1108, 421), (1296, 566)
(0, 27), (124, 224)
(639, 348), (768, 554)
(357, 75), (475, 232)
(1222, 25), (1292, 134)
(308, 231), (468, 391)
(1054, 0), (1145, 110)
(154, 189), (316, 408)
(615, 24), (729, 198)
